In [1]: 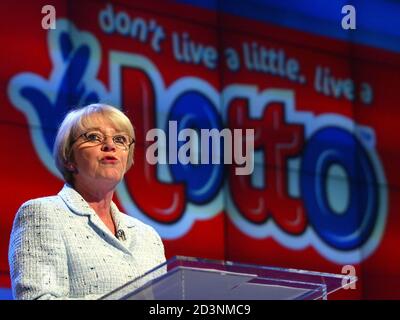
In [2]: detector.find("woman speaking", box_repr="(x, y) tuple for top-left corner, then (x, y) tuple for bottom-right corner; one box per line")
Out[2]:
(8, 103), (166, 299)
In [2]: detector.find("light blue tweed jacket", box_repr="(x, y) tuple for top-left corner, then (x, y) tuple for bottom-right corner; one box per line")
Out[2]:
(8, 184), (166, 300)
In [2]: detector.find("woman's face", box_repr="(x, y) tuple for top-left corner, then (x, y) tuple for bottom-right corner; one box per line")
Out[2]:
(70, 117), (134, 188)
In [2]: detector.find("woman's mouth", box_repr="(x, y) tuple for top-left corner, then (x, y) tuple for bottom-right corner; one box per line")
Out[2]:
(100, 156), (118, 164)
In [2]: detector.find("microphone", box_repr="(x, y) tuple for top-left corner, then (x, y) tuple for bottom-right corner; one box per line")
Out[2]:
(116, 229), (126, 241)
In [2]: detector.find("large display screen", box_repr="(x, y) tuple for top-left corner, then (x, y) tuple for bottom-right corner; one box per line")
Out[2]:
(1, 0), (399, 299)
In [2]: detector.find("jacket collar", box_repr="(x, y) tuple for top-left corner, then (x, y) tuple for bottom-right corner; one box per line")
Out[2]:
(58, 184), (95, 216)
(58, 184), (131, 228)
(58, 184), (133, 254)
(110, 201), (130, 230)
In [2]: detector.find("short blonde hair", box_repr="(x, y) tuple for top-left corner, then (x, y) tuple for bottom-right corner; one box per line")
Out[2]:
(53, 103), (135, 185)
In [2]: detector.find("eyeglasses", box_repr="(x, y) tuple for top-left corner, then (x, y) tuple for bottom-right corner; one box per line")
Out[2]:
(71, 130), (135, 150)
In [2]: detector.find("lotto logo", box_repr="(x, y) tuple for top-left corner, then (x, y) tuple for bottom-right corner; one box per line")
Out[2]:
(8, 19), (387, 264)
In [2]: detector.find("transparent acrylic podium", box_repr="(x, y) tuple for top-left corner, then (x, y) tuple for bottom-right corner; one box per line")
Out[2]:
(100, 256), (356, 300)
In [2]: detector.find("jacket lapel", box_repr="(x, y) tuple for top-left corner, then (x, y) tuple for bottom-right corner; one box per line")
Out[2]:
(58, 184), (132, 255)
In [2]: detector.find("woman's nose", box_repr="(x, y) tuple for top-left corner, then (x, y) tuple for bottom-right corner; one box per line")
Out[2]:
(101, 136), (116, 151)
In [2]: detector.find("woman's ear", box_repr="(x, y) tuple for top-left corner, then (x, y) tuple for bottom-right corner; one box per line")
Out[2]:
(65, 162), (77, 173)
